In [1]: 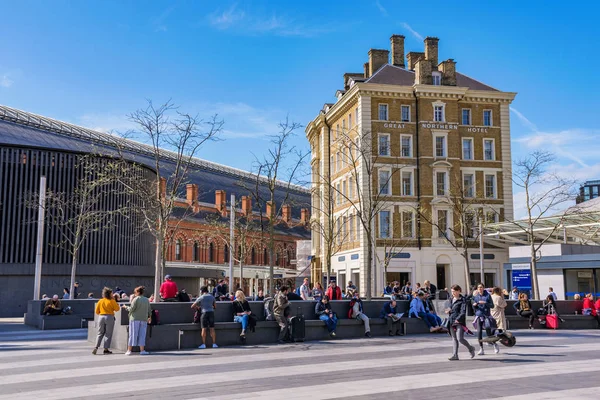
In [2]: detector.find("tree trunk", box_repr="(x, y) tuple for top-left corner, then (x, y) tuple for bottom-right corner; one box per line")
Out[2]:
(530, 241), (540, 300)
(153, 237), (163, 302)
(69, 247), (78, 301)
(268, 247), (274, 296)
(366, 236), (372, 300)
(462, 252), (470, 293)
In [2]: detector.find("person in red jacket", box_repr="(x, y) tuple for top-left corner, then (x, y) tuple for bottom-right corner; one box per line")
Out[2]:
(325, 281), (342, 301)
(582, 293), (595, 316)
(160, 275), (178, 301)
(595, 298), (600, 328)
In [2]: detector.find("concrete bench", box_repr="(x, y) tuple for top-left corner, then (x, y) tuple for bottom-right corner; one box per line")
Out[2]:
(506, 314), (597, 330)
(24, 299), (96, 330)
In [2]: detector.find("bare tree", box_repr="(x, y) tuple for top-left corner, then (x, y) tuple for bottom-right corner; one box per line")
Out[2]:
(333, 127), (408, 300)
(240, 118), (309, 296)
(113, 100), (223, 302)
(511, 151), (576, 299)
(26, 156), (122, 301)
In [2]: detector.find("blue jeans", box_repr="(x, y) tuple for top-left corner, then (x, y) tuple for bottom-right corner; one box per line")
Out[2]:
(319, 314), (337, 332)
(234, 314), (249, 330)
(415, 312), (438, 329)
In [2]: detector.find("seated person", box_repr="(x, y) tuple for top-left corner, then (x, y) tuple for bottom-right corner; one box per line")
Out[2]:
(315, 295), (337, 337)
(232, 290), (253, 338)
(349, 291), (371, 338)
(409, 291), (442, 332)
(286, 291), (303, 301)
(595, 298), (600, 328)
(513, 293), (537, 329)
(177, 289), (191, 303)
(542, 294), (565, 323)
(582, 293), (595, 316)
(43, 295), (62, 315)
(380, 299), (403, 336)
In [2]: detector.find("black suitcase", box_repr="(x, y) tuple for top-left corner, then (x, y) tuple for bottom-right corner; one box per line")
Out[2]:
(289, 307), (305, 342)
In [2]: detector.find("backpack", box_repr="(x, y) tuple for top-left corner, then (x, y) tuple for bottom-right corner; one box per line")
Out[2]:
(295, 287), (301, 296)
(348, 299), (356, 319)
(264, 297), (275, 321)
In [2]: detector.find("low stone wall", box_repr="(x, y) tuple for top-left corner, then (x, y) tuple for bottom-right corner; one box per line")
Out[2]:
(24, 299), (97, 330)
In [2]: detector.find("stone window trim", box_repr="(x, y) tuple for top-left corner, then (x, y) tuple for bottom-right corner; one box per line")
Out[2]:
(461, 108), (472, 126)
(434, 207), (452, 239)
(378, 168), (392, 196)
(434, 170), (449, 197)
(401, 169), (414, 196)
(432, 100), (446, 123)
(378, 133), (391, 156)
(400, 209), (415, 238)
(483, 109), (493, 127)
(401, 105), (411, 122)
(462, 171), (476, 198)
(462, 137), (474, 160)
(485, 173), (497, 199)
(378, 103), (389, 121)
(433, 132), (448, 158)
(432, 71), (442, 86)
(483, 138), (496, 161)
(400, 134), (413, 158)
(378, 209), (392, 239)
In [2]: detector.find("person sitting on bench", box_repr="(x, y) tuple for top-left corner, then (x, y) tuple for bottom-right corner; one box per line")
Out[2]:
(380, 299), (403, 336)
(410, 291), (442, 333)
(43, 295), (62, 315)
(513, 293), (537, 329)
(315, 295), (337, 337)
(232, 290), (252, 339)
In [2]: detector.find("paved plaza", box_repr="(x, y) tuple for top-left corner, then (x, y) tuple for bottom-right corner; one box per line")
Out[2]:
(1, 319), (600, 399)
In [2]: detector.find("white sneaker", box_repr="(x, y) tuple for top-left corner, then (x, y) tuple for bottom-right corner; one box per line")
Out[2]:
(125, 351), (132, 356)
(477, 348), (485, 356)
(198, 344), (206, 349)
(140, 351), (150, 355)
(493, 343), (500, 354)
(212, 344), (218, 348)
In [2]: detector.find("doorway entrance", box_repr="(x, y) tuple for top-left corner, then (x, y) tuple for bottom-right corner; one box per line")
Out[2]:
(436, 264), (448, 290)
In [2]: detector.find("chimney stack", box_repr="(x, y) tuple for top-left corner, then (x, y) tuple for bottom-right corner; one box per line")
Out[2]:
(438, 59), (457, 86)
(300, 208), (310, 225)
(241, 196), (252, 216)
(406, 52), (425, 71)
(424, 37), (439, 67)
(159, 177), (167, 199)
(390, 35), (405, 68)
(282, 204), (291, 224)
(363, 62), (369, 78)
(414, 58), (432, 85)
(215, 190), (226, 215)
(266, 201), (275, 220)
(186, 184), (198, 206)
(368, 49), (389, 77)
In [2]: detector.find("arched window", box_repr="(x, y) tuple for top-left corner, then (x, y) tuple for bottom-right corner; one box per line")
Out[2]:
(193, 242), (199, 262)
(209, 242), (215, 263)
(224, 245), (229, 263)
(251, 247), (256, 264)
(175, 240), (182, 261)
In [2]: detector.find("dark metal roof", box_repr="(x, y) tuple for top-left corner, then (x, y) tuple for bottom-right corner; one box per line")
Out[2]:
(0, 107), (310, 218)
(365, 64), (499, 91)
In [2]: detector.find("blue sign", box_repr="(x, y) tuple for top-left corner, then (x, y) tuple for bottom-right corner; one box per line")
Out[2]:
(512, 269), (531, 289)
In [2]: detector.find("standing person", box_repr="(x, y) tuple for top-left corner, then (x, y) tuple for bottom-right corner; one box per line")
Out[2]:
(191, 286), (218, 349)
(447, 285), (476, 361)
(299, 278), (311, 300)
(122, 286), (152, 356)
(510, 287), (519, 300)
(547, 287), (558, 301)
(63, 287), (70, 299)
(232, 290), (252, 339)
(472, 283), (495, 355)
(513, 293), (536, 329)
(325, 281), (342, 301)
(490, 287), (507, 333)
(274, 286), (291, 344)
(312, 282), (324, 302)
(315, 295), (337, 337)
(74, 282), (80, 299)
(93, 287), (120, 355)
(350, 291), (371, 337)
(345, 281), (357, 299)
(159, 275), (178, 302)
(380, 299), (402, 336)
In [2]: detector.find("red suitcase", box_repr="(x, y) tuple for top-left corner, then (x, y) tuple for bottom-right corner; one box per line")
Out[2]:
(546, 314), (559, 329)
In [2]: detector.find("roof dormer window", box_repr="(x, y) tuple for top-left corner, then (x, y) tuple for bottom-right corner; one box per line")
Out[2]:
(432, 72), (442, 86)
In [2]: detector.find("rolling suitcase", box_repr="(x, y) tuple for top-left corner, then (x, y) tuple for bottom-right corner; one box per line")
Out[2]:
(546, 314), (559, 330)
(289, 307), (305, 342)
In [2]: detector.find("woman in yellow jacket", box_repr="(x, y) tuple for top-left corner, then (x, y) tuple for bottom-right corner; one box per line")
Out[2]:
(93, 287), (120, 355)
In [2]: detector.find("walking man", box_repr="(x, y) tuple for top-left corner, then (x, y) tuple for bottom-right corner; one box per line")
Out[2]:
(192, 286), (218, 349)
(274, 286), (291, 344)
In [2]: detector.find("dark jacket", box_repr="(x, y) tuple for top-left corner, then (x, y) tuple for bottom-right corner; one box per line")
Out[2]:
(448, 295), (468, 326)
(380, 301), (397, 318)
(513, 299), (532, 313)
(472, 290), (494, 317)
(232, 300), (251, 316)
(315, 301), (333, 317)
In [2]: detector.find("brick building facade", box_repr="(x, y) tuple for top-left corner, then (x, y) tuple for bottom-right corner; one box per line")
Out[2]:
(306, 35), (516, 294)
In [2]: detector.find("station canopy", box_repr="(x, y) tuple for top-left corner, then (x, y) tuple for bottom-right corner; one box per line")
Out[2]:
(483, 197), (600, 248)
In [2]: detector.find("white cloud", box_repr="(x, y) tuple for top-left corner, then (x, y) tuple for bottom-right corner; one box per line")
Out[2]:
(375, 1), (388, 16)
(1, 74), (13, 88)
(400, 22), (423, 41)
(77, 113), (136, 134)
(207, 4), (331, 37)
(510, 107), (537, 132)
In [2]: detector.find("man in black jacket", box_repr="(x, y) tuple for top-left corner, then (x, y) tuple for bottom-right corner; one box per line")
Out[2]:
(380, 299), (403, 336)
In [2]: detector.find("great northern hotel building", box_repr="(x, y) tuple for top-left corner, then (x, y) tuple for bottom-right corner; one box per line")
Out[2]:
(306, 35), (516, 294)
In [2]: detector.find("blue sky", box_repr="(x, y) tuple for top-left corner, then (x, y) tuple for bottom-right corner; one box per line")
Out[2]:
(1, 1), (599, 216)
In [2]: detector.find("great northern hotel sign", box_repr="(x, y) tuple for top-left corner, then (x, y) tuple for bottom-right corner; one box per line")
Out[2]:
(383, 122), (489, 133)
